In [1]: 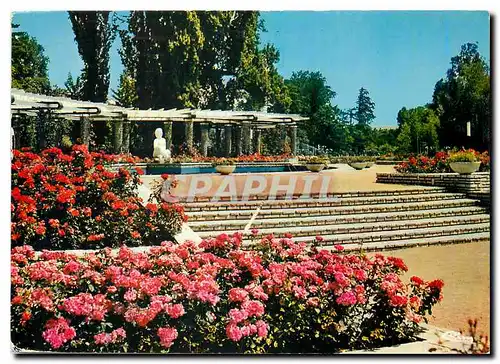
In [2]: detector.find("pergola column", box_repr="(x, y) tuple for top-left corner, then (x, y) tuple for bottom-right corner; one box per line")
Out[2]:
(200, 123), (210, 157)
(224, 124), (232, 157)
(185, 119), (194, 149)
(80, 116), (91, 146)
(164, 121), (172, 150)
(289, 124), (298, 155)
(242, 122), (252, 155)
(36, 111), (48, 150)
(113, 119), (123, 153)
(11, 114), (18, 150)
(235, 126), (242, 156)
(215, 125), (222, 156)
(253, 128), (262, 154)
(122, 121), (130, 153)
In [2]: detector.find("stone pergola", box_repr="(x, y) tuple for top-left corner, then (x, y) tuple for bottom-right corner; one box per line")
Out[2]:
(11, 89), (308, 157)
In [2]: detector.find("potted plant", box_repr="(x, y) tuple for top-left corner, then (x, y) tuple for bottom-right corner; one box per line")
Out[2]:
(305, 156), (328, 172)
(212, 158), (236, 175)
(364, 156), (377, 168)
(348, 156), (369, 170)
(448, 150), (481, 174)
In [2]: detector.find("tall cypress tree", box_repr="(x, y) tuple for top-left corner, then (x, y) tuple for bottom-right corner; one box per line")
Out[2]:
(355, 87), (376, 125)
(68, 11), (117, 102)
(68, 11), (117, 149)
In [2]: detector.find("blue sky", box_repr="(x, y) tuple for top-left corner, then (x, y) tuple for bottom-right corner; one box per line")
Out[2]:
(12, 11), (490, 126)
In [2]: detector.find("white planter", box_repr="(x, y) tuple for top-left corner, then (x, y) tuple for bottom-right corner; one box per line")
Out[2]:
(365, 162), (374, 168)
(349, 162), (368, 170)
(306, 163), (326, 172)
(449, 162), (481, 174)
(215, 165), (236, 175)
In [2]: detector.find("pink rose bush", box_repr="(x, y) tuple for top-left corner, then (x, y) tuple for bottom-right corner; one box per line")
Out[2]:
(11, 233), (444, 353)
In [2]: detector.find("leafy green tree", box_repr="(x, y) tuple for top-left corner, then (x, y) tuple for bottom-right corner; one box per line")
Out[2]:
(348, 123), (373, 155)
(11, 23), (50, 93)
(68, 11), (117, 102)
(11, 23), (56, 151)
(112, 73), (138, 107)
(285, 71), (349, 153)
(118, 11), (207, 154)
(395, 106), (440, 154)
(355, 87), (375, 125)
(48, 85), (68, 97)
(118, 11), (292, 155)
(195, 12), (289, 111)
(119, 11), (205, 109)
(64, 73), (85, 100)
(365, 127), (398, 155)
(339, 107), (357, 125)
(431, 42), (490, 150)
(69, 11), (118, 151)
(119, 11), (288, 111)
(112, 73), (142, 154)
(229, 39), (290, 112)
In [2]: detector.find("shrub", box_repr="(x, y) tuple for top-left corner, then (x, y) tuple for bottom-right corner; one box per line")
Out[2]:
(305, 156), (329, 165)
(448, 149), (480, 163)
(395, 153), (450, 174)
(345, 156), (377, 163)
(396, 149), (490, 174)
(11, 146), (187, 250)
(212, 158), (236, 166)
(478, 151), (490, 172)
(378, 153), (408, 161)
(322, 156), (378, 164)
(235, 153), (290, 163)
(11, 233), (444, 353)
(172, 154), (291, 164)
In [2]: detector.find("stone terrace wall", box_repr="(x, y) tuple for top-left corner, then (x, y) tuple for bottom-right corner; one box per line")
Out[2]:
(375, 160), (404, 165)
(376, 172), (490, 207)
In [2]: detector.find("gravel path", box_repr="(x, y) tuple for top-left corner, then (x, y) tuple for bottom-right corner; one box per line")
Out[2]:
(369, 241), (491, 336)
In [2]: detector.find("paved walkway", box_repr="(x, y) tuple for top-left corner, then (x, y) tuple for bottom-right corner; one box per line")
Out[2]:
(347, 324), (478, 354)
(370, 241), (490, 337)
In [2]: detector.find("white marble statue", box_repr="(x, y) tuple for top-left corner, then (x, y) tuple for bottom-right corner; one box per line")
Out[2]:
(153, 128), (171, 163)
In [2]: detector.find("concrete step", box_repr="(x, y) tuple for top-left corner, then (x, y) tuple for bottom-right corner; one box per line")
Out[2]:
(182, 192), (462, 212)
(186, 198), (481, 221)
(189, 206), (489, 232)
(283, 223), (490, 246)
(321, 232), (490, 252)
(196, 215), (490, 239)
(179, 186), (448, 203)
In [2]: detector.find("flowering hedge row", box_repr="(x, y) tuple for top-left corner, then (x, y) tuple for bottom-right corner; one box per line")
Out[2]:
(169, 153), (292, 164)
(11, 146), (187, 250)
(11, 233), (443, 353)
(395, 150), (490, 174)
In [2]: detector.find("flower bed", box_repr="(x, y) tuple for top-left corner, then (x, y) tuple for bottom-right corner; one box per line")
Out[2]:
(171, 153), (291, 164)
(11, 233), (443, 353)
(298, 156), (377, 164)
(395, 150), (489, 174)
(11, 146), (187, 250)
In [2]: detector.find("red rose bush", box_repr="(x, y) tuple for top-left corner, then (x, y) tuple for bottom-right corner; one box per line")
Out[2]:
(396, 150), (490, 173)
(11, 146), (187, 250)
(11, 233), (444, 353)
(171, 153), (291, 164)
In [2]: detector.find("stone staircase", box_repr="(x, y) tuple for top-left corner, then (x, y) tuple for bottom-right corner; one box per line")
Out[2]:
(182, 186), (490, 251)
